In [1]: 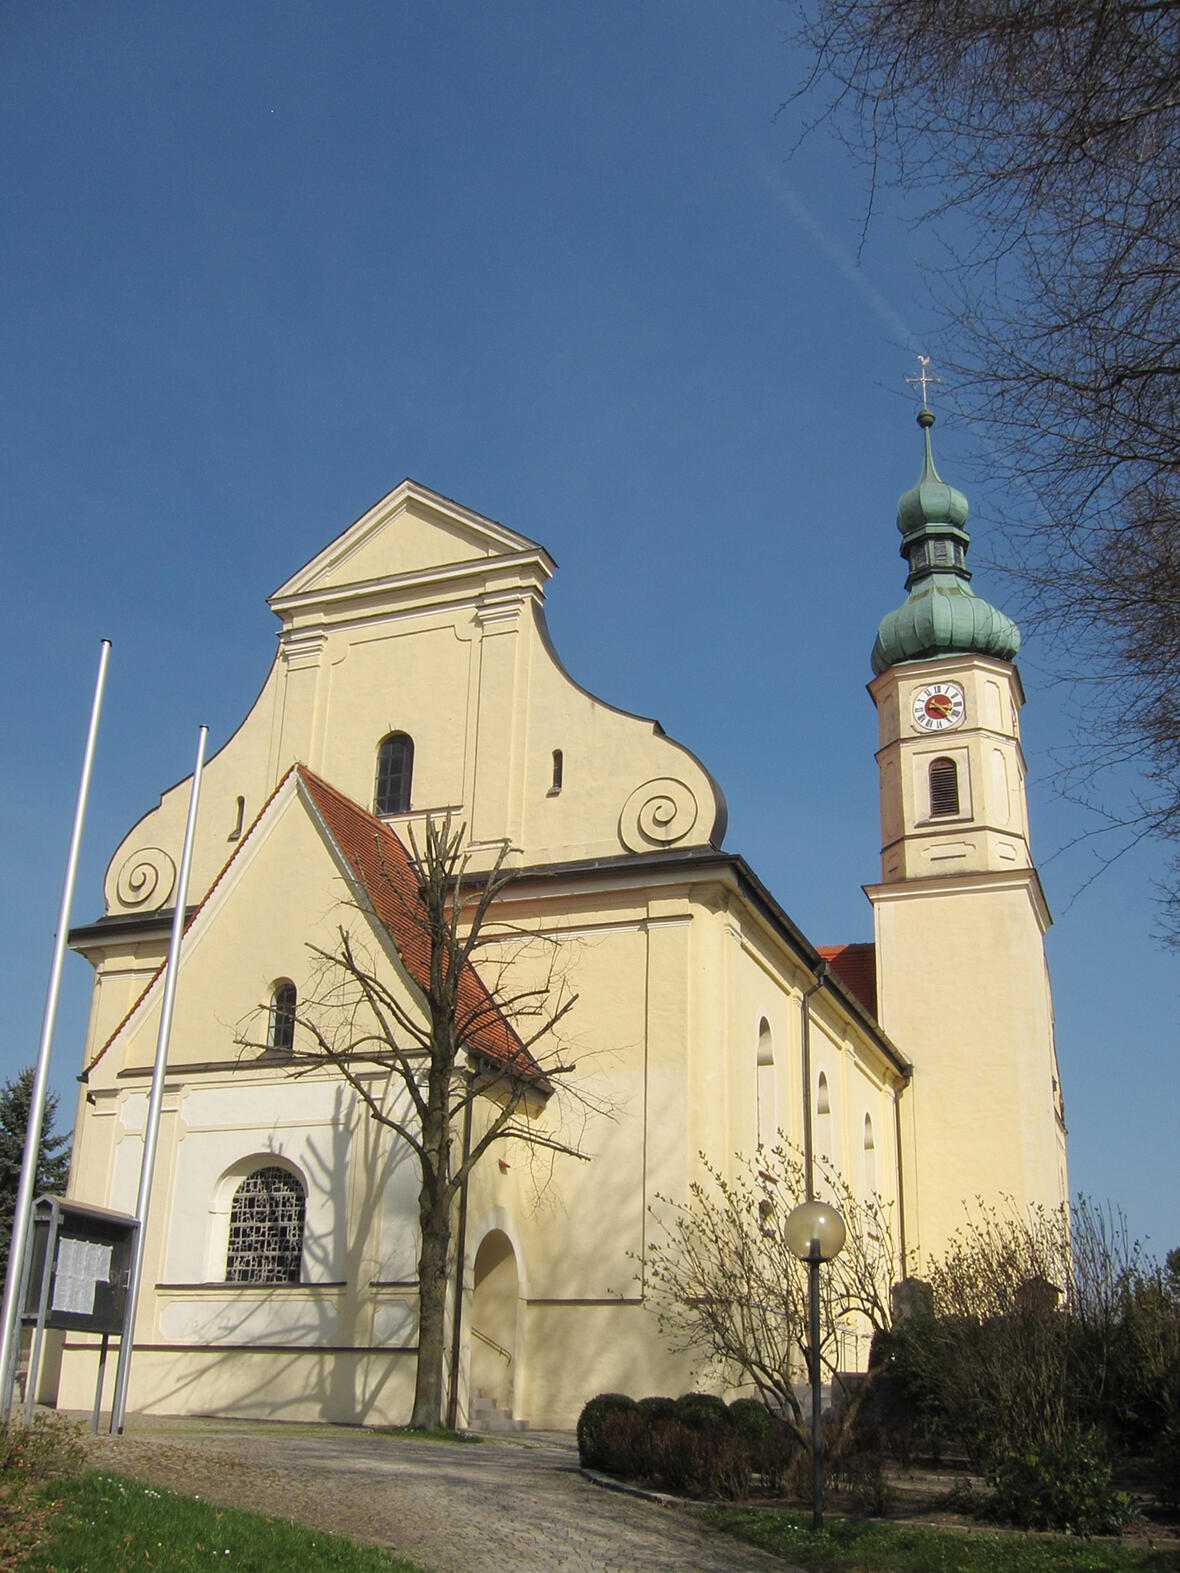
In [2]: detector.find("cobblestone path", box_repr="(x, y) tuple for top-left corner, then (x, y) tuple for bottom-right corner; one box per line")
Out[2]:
(84, 1418), (796, 1572)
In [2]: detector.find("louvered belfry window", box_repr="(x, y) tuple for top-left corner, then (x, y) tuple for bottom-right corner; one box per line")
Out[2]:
(375, 732), (413, 815)
(929, 756), (960, 817)
(226, 1166), (305, 1284)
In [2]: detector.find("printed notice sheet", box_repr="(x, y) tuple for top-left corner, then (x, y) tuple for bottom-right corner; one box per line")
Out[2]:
(51, 1238), (112, 1317)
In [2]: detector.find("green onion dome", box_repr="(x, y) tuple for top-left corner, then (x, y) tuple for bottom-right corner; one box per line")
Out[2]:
(871, 407), (1020, 676)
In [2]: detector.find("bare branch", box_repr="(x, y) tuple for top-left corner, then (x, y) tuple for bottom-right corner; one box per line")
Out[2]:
(237, 810), (591, 1430)
(787, 0), (1180, 929)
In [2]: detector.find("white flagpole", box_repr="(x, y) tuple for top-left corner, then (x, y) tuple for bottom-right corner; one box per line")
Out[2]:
(108, 724), (208, 1435)
(0, 640), (111, 1418)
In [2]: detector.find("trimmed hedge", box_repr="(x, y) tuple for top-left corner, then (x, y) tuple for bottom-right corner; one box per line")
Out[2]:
(636, 1395), (678, 1426)
(674, 1392), (732, 1431)
(576, 1393), (636, 1468)
(577, 1390), (784, 1500)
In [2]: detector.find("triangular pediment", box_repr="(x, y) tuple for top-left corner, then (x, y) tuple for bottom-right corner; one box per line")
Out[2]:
(270, 479), (551, 605)
(85, 766), (540, 1085)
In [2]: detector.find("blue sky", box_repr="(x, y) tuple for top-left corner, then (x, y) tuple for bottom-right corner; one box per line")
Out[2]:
(3, 1), (1175, 1254)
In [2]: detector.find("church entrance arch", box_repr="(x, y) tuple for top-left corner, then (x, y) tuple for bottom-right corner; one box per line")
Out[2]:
(469, 1229), (519, 1416)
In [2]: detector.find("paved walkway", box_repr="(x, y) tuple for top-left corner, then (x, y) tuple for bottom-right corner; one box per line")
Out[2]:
(83, 1416), (796, 1572)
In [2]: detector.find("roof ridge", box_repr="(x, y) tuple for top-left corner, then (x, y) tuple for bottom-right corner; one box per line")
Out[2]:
(86, 765), (544, 1088)
(295, 769), (541, 1081)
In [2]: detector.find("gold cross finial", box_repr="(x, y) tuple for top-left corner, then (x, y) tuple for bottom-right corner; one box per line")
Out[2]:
(905, 354), (942, 409)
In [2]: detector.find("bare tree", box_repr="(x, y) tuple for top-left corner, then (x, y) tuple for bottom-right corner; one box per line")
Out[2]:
(786, 1), (1180, 924)
(919, 1198), (1077, 1460)
(642, 1141), (897, 1450)
(243, 813), (587, 1430)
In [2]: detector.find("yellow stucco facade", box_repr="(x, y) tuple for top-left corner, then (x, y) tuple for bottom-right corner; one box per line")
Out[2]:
(868, 654), (1068, 1258)
(54, 471), (1065, 1430)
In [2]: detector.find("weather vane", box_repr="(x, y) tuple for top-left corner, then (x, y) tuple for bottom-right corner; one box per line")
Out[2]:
(905, 354), (942, 410)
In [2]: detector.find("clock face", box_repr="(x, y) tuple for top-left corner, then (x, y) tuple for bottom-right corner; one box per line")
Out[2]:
(912, 682), (965, 732)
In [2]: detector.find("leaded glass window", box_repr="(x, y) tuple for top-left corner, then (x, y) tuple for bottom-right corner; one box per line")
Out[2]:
(225, 1166), (305, 1283)
(375, 732), (413, 815)
(268, 980), (296, 1054)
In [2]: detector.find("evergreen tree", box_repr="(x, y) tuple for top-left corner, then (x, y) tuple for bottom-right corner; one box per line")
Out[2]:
(0, 1068), (71, 1278)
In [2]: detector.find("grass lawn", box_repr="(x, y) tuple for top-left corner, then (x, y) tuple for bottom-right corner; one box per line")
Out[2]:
(700, 1508), (1180, 1572)
(15, 1471), (429, 1572)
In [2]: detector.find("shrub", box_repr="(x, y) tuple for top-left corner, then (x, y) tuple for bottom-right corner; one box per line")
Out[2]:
(862, 1322), (946, 1467)
(724, 1398), (805, 1494)
(597, 1410), (652, 1480)
(829, 1437), (892, 1516)
(576, 1393), (636, 1468)
(674, 1392), (731, 1431)
(1152, 1416), (1180, 1511)
(649, 1417), (751, 1499)
(984, 1428), (1135, 1536)
(649, 1418), (702, 1493)
(698, 1424), (751, 1500)
(727, 1399), (772, 1480)
(728, 1397), (773, 1448)
(0, 1413), (85, 1483)
(636, 1395), (678, 1426)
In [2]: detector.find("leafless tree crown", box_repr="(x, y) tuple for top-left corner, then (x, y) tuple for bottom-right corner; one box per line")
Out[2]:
(788, 1), (1180, 925)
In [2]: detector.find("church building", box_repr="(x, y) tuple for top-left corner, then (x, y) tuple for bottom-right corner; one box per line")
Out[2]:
(55, 406), (1068, 1430)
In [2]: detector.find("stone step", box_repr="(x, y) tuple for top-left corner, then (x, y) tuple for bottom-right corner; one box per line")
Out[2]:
(469, 1388), (529, 1433)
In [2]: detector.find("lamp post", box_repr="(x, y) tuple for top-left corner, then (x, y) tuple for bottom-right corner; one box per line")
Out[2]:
(784, 1198), (846, 1531)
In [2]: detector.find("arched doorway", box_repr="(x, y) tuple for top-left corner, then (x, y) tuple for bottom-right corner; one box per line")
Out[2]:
(469, 1230), (518, 1416)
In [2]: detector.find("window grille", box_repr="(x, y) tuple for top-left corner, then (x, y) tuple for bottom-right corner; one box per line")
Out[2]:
(268, 981), (296, 1054)
(375, 732), (414, 815)
(225, 1166), (305, 1283)
(929, 756), (960, 817)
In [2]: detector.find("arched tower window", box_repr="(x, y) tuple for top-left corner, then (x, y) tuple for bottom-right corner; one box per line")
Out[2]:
(267, 980), (296, 1055)
(816, 1071), (832, 1160)
(864, 1113), (877, 1196)
(929, 756), (960, 817)
(756, 1017), (775, 1149)
(375, 732), (414, 815)
(550, 749), (564, 793)
(225, 1165), (305, 1283)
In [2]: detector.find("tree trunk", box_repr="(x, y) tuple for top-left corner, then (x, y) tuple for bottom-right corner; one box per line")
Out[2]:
(410, 1185), (453, 1429)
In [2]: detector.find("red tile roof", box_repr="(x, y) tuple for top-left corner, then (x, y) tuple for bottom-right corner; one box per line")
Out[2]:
(86, 765), (541, 1086)
(816, 942), (877, 1019)
(297, 768), (542, 1083)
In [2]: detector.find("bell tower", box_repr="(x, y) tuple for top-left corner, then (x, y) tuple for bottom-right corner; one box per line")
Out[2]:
(866, 399), (1068, 1263)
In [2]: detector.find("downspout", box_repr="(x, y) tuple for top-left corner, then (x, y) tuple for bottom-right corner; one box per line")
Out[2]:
(893, 1072), (912, 1279)
(800, 960), (828, 1203)
(445, 1080), (474, 1431)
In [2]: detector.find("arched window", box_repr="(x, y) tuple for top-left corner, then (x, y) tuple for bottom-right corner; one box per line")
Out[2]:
(267, 980), (296, 1055)
(550, 749), (564, 793)
(816, 1072), (832, 1160)
(225, 1166), (305, 1284)
(375, 732), (414, 815)
(929, 756), (960, 817)
(864, 1113), (877, 1196)
(756, 1018), (775, 1149)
